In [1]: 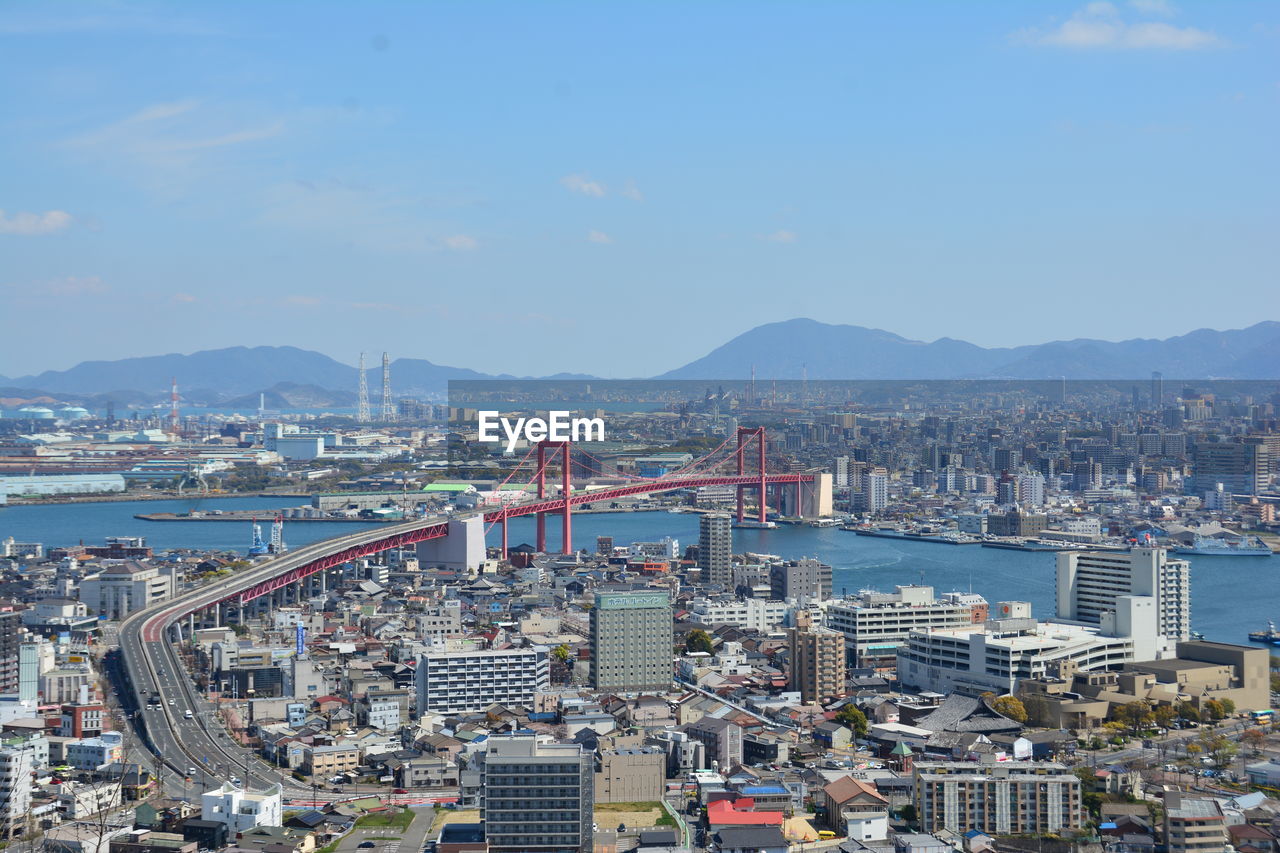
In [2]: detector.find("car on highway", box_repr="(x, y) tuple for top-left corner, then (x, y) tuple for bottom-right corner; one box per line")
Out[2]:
(358, 843), (376, 849)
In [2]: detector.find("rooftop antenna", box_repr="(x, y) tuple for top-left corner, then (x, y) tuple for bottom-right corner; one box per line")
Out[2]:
(357, 352), (371, 423)
(380, 351), (395, 421)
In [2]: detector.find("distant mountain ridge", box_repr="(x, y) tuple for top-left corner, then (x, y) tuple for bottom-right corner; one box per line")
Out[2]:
(5, 320), (1277, 404)
(8, 346), (497, 399)
(659, 319), (1280, 380)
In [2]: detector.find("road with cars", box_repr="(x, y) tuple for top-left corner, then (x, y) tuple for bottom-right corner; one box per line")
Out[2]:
(116, 512), (460, 796)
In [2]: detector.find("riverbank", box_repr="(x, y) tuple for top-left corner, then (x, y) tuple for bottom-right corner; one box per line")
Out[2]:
(4, 498), (1274, 645)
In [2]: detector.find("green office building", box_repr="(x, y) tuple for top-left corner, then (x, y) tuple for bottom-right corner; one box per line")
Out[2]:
(590, 591), (673, 693)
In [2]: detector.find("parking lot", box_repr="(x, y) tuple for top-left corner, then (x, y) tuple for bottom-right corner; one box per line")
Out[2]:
(334, 806), (434, 853)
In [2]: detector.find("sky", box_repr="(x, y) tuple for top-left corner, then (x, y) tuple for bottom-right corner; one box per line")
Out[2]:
(2, 0), (1277, 378)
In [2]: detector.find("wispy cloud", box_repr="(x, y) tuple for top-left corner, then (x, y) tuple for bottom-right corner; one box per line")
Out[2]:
(61, 100), (285, 193)
(620, 180), (644, 202)
(587, 230), (613, 244)
(560, 173), (606, 197)
(0, 9), (225, 36)
(1014, 2), (1224, 49)
(1129, 0), (1174, 16)
(43, 276), (108, 296)
(442, 234), (479, 251)
(761, 230), (797, 244)
(66, 99), (283, 155)
(170, 292), (198, 304)
(259, 180), (480, 255)
(0, 208), (73, 235)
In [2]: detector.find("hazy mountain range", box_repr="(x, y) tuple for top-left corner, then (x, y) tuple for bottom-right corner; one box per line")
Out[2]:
(659, 319), (1280, 380)
(2, 320), (1277, 404)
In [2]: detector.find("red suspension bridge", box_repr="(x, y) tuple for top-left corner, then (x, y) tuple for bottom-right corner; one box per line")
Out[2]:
(147, 427), (818, 630)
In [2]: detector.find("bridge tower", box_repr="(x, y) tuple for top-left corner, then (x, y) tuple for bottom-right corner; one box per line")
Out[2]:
(735, 426), (769, 523)
(534, 440), (573, 555)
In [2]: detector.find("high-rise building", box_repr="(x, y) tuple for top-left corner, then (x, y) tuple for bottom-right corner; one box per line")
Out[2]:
(1191, 440), (1270, 496)
(786, 610), (845, 704)
(414, 645), (549, 715)
(590, 591), (672, 693)
(699, 513), (732, 588)
(1056, 547), (1189, 647)
(1017, 472), (1046, 507)
(768, 558), (832, 603)
(914, 762), (1083, 836)
(481, 735), (594, 853)
(0, 613), (20, 695)
(858, 470), (888, 513)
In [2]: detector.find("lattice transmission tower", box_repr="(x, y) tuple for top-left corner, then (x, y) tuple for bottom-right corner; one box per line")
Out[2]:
(380, 352), (395, 421)
(356, 352), (371, 423)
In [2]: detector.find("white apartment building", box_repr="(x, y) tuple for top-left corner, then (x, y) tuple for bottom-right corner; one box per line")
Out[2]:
(368, 698), (401, 731)
(58, 779), (123, 819)
(898, 602), (1141, 696)
(825, 586), (987, 670)
(0, 742), (35, 839)
(414, 645), (549, 716)
(859, 472), (888, 512)
(1017, 473), (1046, 507)
(629, 537), (680, 561)
(689, 598), (789, 632)
(78, 562), (176, 620)
(1056, 547), (1189, 647)
(201, 782), (283, 833)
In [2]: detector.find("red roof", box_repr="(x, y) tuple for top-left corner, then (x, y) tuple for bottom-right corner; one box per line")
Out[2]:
(707, 799), (785, 827)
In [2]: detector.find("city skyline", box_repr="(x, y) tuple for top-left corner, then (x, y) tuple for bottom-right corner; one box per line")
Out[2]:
(3, 0), (1278, 377)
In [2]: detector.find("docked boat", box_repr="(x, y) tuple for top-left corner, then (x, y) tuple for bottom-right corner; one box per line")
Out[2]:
(733, 519), (777, 529)
(1174, 534), (1273, 556)
(1247, 622), (1280, 645)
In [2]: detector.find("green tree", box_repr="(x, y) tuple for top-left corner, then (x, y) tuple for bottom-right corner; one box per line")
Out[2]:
(991, 695), (1028, 723)
(685, 629), (714, 655)
(1153, 705), (1177, 731)
(551, 644), (570, 663)
(1177, 702), (1200, 723)
(1198, 729), (1237, 768)
(835, 703), (869, 738)
(1202, 699), (1225, 722)
(1219, 698), (1236, 717)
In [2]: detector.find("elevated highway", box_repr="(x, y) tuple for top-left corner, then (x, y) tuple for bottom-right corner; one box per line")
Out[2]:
(117, 465), (816, 793)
